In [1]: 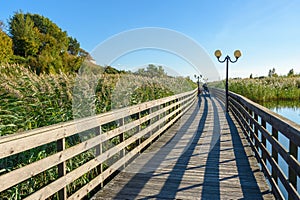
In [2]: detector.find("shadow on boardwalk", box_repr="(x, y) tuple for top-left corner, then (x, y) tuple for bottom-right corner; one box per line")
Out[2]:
(92, 95), (273, 199)
(112, 97), (208, 199)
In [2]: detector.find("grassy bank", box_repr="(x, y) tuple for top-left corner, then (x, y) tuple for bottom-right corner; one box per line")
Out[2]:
(210, 76), (300, 103)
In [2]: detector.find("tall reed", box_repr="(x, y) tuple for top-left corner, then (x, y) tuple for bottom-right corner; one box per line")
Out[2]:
(209, 77), (300, 102)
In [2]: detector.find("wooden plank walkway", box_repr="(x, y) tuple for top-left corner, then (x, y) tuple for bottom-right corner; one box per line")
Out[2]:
(91, 94), (274, 199)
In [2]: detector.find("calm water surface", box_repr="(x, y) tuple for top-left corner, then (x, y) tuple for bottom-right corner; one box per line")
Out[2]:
(261, 100), (300, 124)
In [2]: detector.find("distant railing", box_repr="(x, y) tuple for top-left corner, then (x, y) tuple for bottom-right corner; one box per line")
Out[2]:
(0, 89), (197, 199)
(211, 88), (300, 200)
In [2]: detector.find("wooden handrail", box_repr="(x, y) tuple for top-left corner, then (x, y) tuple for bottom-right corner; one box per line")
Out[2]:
(211, 88), (300, 200)
(0, 89), (197, 199)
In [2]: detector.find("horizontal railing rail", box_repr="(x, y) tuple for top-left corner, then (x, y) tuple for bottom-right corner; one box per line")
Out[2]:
(0, 89), (197, 199)
(211, 87), (300, 200)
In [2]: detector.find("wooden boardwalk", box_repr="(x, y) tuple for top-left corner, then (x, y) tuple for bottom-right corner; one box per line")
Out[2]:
(91, 94), (274, 199)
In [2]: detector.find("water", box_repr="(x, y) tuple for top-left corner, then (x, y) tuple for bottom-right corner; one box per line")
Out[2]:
(261, 100), (300, 124)
(270, 107), (300, 124)
(259, 100), (300, 199)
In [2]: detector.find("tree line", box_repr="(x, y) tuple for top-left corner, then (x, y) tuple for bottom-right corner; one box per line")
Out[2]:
(0, 11), (90, 74)
(249, 68), (299, 79)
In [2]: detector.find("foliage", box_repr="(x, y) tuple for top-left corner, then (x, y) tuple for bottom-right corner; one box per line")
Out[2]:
(210, 76), (300, 102)
(67, 37), (80, 56)
(0, 63), (195, 135)
(0, 64), (74, 135)
(9, 13), (40, 57)
(268, 68), (278, 77)
(287, 68), (294, 77)
(135, 64), (168, 77)
(208, 80), (225, 89)
(103, 66), (121, 74)
(0, 30), (13, 62)
(7, 11), (86, 74)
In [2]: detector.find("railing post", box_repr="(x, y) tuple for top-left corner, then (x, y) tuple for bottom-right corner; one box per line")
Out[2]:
(119, 118), (125, 168)
(243, 106), (249, 137)
(149, 107), (153, 136)
(271, 127), (278, 184)
(137, 112), (141, 149)
(247, 108), (254, 141)
(261, 119), (267, 163)
(95, 126), (103, 187)
(254, 113), (259, 149)
(288, 141), (297, 200)
(158, 105), (161, 128)
(57, 137), (67, 200)
(160, 103), (166, 136)
(163, 103), (166, 127)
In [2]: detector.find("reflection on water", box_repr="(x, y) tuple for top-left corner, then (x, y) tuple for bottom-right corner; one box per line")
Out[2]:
(260, 100), (300, 124)
(260, 100), (300, 109)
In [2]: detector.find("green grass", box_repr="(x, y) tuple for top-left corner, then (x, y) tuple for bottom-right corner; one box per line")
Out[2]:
(210, 76), (300, 103)
(0, 64), (195, 136)
(0, 64), (74, 135)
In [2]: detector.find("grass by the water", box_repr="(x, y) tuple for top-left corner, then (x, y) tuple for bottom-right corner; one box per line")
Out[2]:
(210, 76), (300, 102)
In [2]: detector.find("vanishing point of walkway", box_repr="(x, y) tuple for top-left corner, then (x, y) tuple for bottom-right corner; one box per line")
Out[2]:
(92, 94), (274, 199)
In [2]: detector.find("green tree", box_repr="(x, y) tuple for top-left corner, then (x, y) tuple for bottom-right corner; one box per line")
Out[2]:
(29, 13), (69, 53)
(147, 64), (166, 77)
(268, 68), (278, 77)
(136, 64), (167, 77)
(0, 23), (13, 62)
(287, 69), (294, 77)
(9, 11), (85, 74)
(9, 12), (40, 57)
(104, 66), (120, 74)
(68, 37), (80, 55)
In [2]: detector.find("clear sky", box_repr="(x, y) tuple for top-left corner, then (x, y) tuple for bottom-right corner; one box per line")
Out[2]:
(1, 0), (299, 79)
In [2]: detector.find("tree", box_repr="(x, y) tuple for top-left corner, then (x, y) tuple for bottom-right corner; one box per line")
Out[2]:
(78, 48), (91, 60)
(68, 37), (80, 55)
(135, 64), (167, 77)
(104, 66), (120, 74)
(9, 12), (40, 57)
(249, 73), (253, 79)
(0, 29), (13, 62)
(268, 68), (278, 77)
(287, 69), (294, 77)
(8, 11), (85, 74)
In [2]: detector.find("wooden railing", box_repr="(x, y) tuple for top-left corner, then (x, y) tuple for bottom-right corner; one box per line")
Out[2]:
(0, 89), (197, 199)
(211, 88), (300, 200)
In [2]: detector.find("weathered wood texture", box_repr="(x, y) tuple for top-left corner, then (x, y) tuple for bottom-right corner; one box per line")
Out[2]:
(0, 89), (196, 200)
(211, 88), (300, 200)
(92, 94), (274, 200)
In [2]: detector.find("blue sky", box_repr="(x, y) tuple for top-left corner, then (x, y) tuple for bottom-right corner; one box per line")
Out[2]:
(1, 0), (299, 79)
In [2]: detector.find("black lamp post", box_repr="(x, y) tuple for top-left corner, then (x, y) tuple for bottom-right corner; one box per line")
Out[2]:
(194, 74), (202, 95)
(214, 50), (241, 112)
